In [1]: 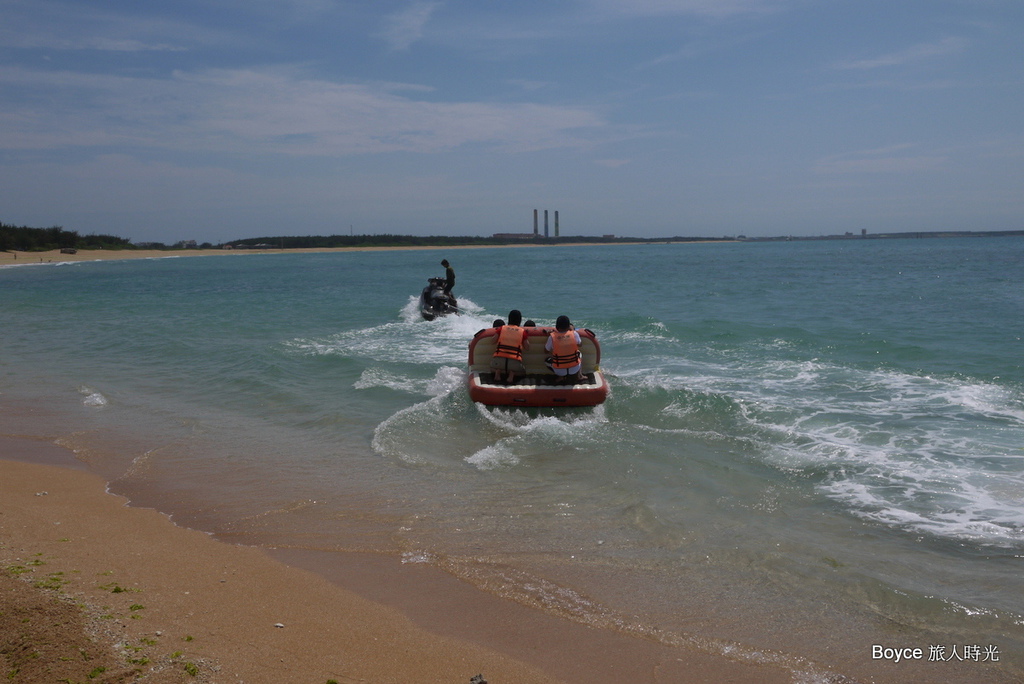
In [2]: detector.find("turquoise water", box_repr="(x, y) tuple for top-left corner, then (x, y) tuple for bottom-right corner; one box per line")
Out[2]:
(2, 239), (1023, 682)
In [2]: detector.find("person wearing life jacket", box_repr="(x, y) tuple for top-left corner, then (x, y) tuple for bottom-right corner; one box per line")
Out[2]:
(546, 315), (583, 383)
(490, 309), (530, 384)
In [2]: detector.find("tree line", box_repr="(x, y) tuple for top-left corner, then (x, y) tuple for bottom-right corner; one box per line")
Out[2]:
(230, 234), (523, 249)
(1, 222), (132, 252)
(226, 233), (727, 249)
(3, 221), (735, 254)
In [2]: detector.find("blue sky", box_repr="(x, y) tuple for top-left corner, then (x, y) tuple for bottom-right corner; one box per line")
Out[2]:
(1, 0), (1021, 243)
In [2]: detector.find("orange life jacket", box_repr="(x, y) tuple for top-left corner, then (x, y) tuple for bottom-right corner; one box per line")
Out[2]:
(494, 325), (526, 361)
(549, 330), (581, 369)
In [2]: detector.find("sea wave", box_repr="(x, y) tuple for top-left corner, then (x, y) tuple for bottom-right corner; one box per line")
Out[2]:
(627, 355), (1024, 548)
(287, 296), (491, 367)
(78, 385), (109, 408)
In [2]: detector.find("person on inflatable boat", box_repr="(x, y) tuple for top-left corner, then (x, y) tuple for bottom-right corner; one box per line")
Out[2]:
(546, 315), (583, 383)
(490, 309), (530, 384)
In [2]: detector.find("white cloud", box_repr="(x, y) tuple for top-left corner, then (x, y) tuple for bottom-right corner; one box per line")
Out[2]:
(508, 79), (554, 92)
(0, 66), (608, 157)
(832, 37), (968, 70)
(0, 0), (235, 53)
(814, 145), (947, 175)
(582, 0), (789, 19)
(378, 1), (441, 51)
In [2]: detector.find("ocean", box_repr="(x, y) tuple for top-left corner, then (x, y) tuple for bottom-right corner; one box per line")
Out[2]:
(3, 237), (1023, 682)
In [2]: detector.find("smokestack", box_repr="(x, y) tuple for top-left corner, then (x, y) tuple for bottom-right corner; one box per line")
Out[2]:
(533, 209), (538, 235)
(544, 210), (549, 238)
(554, 211), (559, 237)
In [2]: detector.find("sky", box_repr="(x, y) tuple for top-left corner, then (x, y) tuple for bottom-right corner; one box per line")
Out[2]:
(1, 0), (1022, 243)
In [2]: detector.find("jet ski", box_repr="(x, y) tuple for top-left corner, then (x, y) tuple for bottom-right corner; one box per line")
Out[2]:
(419, 277), (458, 320)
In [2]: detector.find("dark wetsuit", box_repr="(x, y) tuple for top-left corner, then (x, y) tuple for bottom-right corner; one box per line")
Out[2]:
(443, 265), (455, 297)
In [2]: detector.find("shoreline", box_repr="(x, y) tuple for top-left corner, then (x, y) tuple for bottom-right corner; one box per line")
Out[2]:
(0, 440), (559, 684)
(0, 438), (790, 684)
(0, 242), (670, 268)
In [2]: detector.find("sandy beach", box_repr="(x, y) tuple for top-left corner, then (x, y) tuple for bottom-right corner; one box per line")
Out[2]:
(0, 248), (233, 266)
(0, 242), (664, 268)
(0, 439), (561, 684)
(0, 436), (794, 684)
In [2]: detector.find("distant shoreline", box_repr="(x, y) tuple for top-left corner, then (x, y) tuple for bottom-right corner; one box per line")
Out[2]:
(0, 241), (663, 267)
(3, 228), (1023, 268)
(739, 229), (1024, 242)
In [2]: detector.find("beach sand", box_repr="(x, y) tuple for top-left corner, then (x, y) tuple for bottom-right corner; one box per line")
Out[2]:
(0, 248), (229, 266)
(0, 241), (670, 268)
(0, 247), (418, 268)
(0, 245), (537, 268)
(0, 440), (563, 684)
(0, 439), (793, 684)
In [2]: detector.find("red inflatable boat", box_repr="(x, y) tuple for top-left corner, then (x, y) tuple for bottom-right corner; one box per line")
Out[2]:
(466, 325), (609, 407)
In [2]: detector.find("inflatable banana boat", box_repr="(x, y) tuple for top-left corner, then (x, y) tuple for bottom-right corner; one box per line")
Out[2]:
(467, 325), (609, 407)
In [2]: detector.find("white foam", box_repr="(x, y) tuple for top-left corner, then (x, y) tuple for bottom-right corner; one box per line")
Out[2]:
(475, 402), (607, 435)
(424, 366), (465, 397)
(730, 362), (1024, 546)
(355, 365), (464, 397)
(368, 366), (472, 465)
(614, 351), (1024, 547)
(370, 398), (439, 465)
(78, 385), (108, 408)
(288, 297), (494, 367)
(465, 442), (521, 469)
(354, 368), (419, 392)
(401, 550), (436, 564)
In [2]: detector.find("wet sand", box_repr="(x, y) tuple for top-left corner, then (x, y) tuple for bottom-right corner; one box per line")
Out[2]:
(0, 440), (560, 683)
(0, 437), (791, 683)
